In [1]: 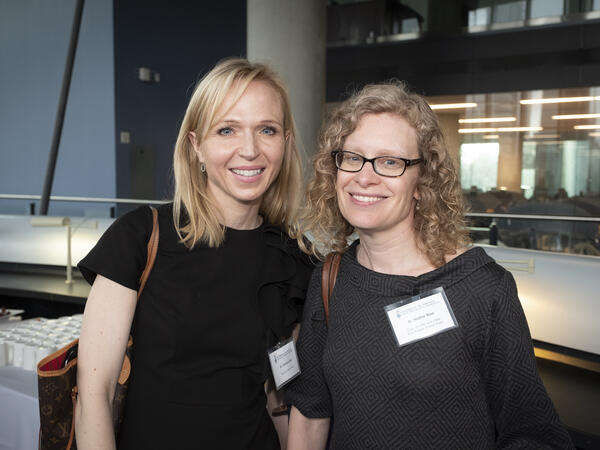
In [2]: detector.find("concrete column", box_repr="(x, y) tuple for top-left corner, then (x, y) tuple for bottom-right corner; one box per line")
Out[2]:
(497, 133), (522, 192)
(247, 0), (326, 159)
(436, 113), (461, 170)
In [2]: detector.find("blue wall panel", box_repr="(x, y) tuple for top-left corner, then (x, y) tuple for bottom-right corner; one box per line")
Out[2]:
(0, 0), (115, 217)
(113, 0), (247, 214)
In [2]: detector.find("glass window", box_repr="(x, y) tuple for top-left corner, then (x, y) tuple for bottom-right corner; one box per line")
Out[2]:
(428, 86), (600, 256)
(469, 7), (492, 26)
(460, 143), (499, 193)
(530, 0), (564, 18)
(493, 0), (527, 23)
(401, 17), (420, 33)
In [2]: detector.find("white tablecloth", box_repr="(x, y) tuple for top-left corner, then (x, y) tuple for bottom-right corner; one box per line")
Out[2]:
(0, 366), (39, 450)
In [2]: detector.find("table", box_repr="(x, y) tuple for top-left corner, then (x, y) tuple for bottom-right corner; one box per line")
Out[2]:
(0, 366), (39, 450)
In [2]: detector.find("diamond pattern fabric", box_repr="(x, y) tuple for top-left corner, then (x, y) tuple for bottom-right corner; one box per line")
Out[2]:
(286, 244), (573, 449)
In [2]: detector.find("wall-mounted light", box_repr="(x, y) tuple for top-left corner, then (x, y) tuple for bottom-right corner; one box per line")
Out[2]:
(138, 67), (160, 83)
(31, 216), (73, 284)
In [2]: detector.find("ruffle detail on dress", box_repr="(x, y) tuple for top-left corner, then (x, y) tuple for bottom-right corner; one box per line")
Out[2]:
(257, 225), (315, 348)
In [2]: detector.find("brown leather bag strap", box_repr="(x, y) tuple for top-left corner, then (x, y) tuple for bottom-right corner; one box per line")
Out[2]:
(137, 206), (159, 299)
(321, 252), (342, 325)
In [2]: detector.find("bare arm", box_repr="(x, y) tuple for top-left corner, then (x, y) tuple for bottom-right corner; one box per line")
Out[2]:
(267, 385), (289, 450)
(266, 323), (302, 449)
(287, 406), (330, 450)
(75, 275), (137, 450)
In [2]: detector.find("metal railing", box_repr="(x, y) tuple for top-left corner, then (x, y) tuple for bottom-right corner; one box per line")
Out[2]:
(0, 194), (169, 205)
(1, 194), (599, 222)
(465, 212), (600, 223)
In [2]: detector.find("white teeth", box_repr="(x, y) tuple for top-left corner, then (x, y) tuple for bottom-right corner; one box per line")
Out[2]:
(231, 168), (263, 176)
(352, 194), (384, 203)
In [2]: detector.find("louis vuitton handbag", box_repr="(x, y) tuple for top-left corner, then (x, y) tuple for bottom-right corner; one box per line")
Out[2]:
(37, 206), (159, 449)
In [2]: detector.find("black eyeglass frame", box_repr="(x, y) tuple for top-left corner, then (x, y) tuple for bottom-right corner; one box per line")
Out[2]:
(331, 150), (423, 177)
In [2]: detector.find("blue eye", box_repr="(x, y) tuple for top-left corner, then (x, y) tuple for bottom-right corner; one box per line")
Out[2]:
(261, 127), (276, 135)
(218, 127), (233, 136)
(383, 159), (398, 166)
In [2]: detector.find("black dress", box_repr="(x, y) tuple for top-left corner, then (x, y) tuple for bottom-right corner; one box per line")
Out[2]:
(78, 204), (313, 449)
(286, 243), (573, 449)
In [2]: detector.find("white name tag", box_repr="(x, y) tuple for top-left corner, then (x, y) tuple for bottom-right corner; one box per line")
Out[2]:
(384, 287), (458, 347)
(267, 338), (301, 390)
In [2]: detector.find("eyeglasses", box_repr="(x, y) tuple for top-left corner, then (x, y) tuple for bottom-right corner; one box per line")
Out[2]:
(331, 150), (423, 177)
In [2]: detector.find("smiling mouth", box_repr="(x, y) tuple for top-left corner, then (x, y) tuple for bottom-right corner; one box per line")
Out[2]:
(231, 168), (265, 177)
(351, 194), (386, 203)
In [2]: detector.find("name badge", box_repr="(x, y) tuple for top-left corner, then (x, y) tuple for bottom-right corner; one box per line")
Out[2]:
(384, 287), (458, 347)
(267, 338), (301, 390)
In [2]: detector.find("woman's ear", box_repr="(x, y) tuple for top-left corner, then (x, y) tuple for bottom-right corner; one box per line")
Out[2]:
(414, 187), (421, 201)
(188, 132), (203, 160)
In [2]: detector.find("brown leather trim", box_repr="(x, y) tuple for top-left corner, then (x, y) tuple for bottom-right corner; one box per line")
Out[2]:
(37, 338), (79, 377)
(117, 355), (131, 385)
(66, 386), (78, 450)
(271, 404), (289, 416)
(138, 206), (158, 300)
(321, 252), (342, 325)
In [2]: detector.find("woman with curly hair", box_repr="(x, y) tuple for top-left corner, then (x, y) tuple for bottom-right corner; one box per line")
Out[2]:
(286, 81), (573, 449)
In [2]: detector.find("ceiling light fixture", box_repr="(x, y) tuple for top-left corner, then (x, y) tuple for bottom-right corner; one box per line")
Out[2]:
(523, 134), (560, 139)
(483, 135), (499, 139)
(458, 126), (542, 134)
(552, 113), (600, 120)
(520, 96), (600, 104)
(429, 102), (477, 110)
(458, 117), (516, 123)
(574, 124), (600, 130)
(497, 127), (543, 132)
(458, 128), (497, 134)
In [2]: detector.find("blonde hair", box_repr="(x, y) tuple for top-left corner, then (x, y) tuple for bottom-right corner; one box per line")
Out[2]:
(301, 81), (470, 267)
(173, 58), (303, 248)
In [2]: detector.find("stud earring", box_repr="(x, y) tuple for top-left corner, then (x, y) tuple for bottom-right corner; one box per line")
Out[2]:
(200, 163), (206, 173)
(415, 200), (420, 211)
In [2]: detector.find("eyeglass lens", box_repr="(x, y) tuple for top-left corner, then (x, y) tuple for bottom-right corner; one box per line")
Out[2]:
(335, 151), (407, 177)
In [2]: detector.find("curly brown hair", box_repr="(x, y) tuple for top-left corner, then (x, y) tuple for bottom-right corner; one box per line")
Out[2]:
(299, 81), (470, 267)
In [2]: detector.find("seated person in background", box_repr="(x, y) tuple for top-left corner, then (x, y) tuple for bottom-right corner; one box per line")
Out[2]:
(286, 81), (573, 449)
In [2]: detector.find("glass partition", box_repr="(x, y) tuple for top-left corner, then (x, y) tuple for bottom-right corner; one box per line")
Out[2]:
(428, 86), (600, 256)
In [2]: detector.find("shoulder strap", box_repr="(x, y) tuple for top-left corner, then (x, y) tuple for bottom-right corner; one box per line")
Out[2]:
(321, 252), (342, 325)
(137, 206), (159, 299)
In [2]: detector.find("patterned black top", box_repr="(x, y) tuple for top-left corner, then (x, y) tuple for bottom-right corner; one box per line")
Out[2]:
(286, 243), (573, 449)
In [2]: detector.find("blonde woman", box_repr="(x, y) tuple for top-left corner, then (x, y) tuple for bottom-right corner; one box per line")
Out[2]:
(75, 58), (313, 449)
(286, 82), (573, 449)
